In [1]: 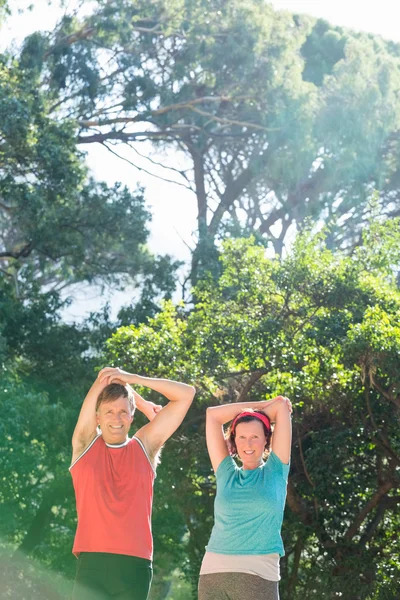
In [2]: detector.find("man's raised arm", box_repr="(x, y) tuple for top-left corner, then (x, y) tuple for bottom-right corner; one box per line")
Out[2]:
(98, 367), (195, 460)
(71, 377), (108, 464)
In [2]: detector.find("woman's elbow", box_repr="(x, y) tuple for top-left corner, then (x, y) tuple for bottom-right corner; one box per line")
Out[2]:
(187, 385), (196, 402)
(275, 401), (291, 419)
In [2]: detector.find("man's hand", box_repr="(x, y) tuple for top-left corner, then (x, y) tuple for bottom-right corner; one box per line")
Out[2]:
(96, 367), (195, 460)
(108, 377), (163, 422)
(97, 367), (136, 385)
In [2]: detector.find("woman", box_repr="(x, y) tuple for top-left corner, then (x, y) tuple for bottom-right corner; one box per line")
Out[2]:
(198, 396), (292, 600)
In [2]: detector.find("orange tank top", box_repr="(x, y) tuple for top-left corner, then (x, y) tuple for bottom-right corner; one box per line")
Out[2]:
(70, 435), (155, 560)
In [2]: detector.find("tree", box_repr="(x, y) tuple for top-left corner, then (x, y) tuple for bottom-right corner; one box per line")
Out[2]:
(0, 0), (8, 24)
(105, 221), (400, 599)
(2, 3), (400, 598)
(2, 221), (399, 599)
(1, 23), (182, 595)
(0, 369), (78, 599)
(0, 49), (179, 300)
(10, 0), (400, 277)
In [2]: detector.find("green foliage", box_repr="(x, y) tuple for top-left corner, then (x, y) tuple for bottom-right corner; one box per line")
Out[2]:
(0, 0), (9, 25)
(117, 255), (183, 327)
(301, 19), (346, 86)
(105, 225), (400, 599)
(0, 54), (178, 298)
(1, 2), (400, 599)
(0, 371), (78, 590)
(0, 44), (180, 597)
(1, 221), (399, 598)
(11, 0), (399, 268)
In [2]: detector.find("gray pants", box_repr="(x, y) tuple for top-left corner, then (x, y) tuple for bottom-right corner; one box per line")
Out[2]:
(198, 572), (279, 600)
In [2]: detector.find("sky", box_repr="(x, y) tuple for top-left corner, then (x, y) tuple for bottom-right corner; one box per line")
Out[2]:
(3, 1), (399, 45)
(270, 0), (399, 41)
(1, 0), (399, 319)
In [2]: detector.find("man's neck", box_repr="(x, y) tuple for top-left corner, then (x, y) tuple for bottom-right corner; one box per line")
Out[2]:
(103, 435), (130, 447)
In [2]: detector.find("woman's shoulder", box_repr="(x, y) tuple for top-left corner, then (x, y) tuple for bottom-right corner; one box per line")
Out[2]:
(216, 454), (237, 478)
(264, 451), (290, 479)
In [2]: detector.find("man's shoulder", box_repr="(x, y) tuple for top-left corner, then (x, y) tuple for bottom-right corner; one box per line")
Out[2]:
(132, 432), (159, 473)
(70, 433), (102, 471)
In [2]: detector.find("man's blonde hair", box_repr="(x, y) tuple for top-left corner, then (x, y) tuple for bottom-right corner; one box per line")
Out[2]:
(96, 383), (135, 414)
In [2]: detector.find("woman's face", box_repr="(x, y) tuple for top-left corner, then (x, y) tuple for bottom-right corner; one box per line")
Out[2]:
(234, 420), (267, 470)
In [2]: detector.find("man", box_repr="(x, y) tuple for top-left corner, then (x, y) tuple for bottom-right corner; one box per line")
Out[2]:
(70, 366), (195, 600)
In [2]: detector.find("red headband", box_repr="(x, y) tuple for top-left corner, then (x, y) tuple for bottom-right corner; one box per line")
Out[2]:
(231, 411), (271, 434)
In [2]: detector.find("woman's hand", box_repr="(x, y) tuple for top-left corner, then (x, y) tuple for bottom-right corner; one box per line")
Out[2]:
(143, 400), (163, 422)
(262, 396), (292, 420)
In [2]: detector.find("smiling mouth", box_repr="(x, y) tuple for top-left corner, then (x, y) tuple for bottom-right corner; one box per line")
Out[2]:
(243, 450), (255, 455)
(110, 425), (123, 429)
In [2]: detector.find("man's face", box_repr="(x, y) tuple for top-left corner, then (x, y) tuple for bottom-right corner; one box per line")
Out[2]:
(96, 397), (134, 444)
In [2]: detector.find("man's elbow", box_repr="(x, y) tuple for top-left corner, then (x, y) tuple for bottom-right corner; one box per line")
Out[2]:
(205, 406), (216, 421)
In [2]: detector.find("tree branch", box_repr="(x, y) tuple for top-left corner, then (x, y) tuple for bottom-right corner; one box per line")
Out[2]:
(370, 372), (400, 409)
(0, 242), (33, 260)
(287, 536), (304, 596)
(358, 494), (399, 547)
(77, 129), (183, 144)
(236, 369), (268, 402)
(364, 388), (400, 467)
(0, 202), (13, 213)
(208, 142), (276, 236)
(344, 480), (395, 541)
(297, 431), (315, 490)
(126, 142), (194, 188)
(45, 26), (96, 58)
(101, 142), (194, 191)
(77, 95), (254, 128)
(286, 479), (312, 526)
(188, 105), (278, 132)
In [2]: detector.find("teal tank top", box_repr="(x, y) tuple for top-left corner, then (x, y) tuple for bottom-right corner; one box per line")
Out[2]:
(206, 451), (290, 556)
